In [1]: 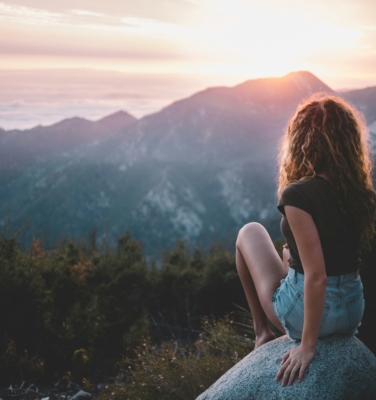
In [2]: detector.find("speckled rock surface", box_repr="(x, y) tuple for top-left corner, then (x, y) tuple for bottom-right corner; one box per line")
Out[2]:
(196, 335), (376, 400)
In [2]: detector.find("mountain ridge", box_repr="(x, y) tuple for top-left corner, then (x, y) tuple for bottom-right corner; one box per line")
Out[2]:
(0, 110), (137, 184)
(1, 110), (137, 133)
(0, 70), (369, 133)
(1, 71), (375, 257)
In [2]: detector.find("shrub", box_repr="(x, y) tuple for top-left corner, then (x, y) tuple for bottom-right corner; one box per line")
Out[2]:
(0, 218), (283, 385)
(99, 316), (255, 400)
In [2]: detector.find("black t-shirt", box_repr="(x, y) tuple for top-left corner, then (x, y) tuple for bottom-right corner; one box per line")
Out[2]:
(277, 176), (361, 276)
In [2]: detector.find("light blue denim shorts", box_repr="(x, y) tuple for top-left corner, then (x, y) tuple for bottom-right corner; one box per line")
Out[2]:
(272, 267), (365, 341)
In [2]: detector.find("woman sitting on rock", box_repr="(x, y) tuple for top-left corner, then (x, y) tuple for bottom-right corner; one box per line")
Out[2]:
(235, 94), (376, 386)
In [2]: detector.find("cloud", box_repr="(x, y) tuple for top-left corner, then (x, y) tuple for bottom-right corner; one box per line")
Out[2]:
(0, 69), (220, 130)
(70, 9), (108, 18)
(178, 0), (207, 4)
(0, 2), (61, 24)
(0, 40), (185, 60)
(361, 25), (376, 30)
(340, 4), (361, 10)
(0, 2), (200, 65)
(0, 2), (184, 35)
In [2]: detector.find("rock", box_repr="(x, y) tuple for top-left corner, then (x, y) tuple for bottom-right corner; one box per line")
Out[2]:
(196, 335), (376, 400)
(69, 391), (92, 400)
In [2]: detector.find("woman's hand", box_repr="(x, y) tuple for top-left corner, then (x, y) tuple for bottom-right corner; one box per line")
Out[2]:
(275, 344), (315, 386)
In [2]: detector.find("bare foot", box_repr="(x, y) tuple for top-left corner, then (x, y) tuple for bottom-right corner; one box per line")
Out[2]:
(255, 328), (276, 349)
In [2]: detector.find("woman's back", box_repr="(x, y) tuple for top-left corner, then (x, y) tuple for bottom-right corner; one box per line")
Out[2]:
(236, 93), (375, 385)
(277, 175), (361, 276)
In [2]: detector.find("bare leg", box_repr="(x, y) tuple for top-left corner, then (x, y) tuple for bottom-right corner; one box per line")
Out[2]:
(236, 222), (287, 347)
(236, 249), (277, 347)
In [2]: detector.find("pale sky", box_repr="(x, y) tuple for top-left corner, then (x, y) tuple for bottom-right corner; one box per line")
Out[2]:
(1, 0), (376, 129)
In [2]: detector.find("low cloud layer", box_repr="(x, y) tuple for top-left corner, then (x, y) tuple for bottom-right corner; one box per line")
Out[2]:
(0, 69), (220, 129)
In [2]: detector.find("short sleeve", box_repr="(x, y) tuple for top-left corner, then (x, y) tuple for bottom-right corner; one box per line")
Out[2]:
(277, 183), (314, 218)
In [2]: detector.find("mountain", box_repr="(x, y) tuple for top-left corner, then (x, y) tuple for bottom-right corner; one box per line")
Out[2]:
(0, 71), (372, 257)
(96, 110), (137, 131)
(343, 87), (376, 133)
(0, 111), (137, 183)
(112, 71), (334, 165)
(342, 87), (376, 156)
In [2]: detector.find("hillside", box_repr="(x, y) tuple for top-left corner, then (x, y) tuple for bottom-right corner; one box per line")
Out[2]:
(0, 110), (137, 183)
(0, 71), (374, 256)
(343, 86), (376, 133)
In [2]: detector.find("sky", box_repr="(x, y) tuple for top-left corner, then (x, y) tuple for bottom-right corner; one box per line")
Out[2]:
(1, 0), (376, 129)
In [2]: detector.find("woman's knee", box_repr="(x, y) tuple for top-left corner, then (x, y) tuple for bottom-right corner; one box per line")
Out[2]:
(236, 222), (266, 249)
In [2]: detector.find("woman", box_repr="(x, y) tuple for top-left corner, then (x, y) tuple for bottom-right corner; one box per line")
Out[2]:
(235, 94), (376, 387)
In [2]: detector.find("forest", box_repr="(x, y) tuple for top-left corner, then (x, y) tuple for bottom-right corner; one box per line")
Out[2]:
(1, 216), (375, 399)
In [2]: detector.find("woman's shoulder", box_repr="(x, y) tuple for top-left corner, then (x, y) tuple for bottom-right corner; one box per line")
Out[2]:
(282, 177), (313, 193)
(280, 181), (308, 202)
(278, 179), (316, 217)
(286, 176), (330, 191)
(277, 176), (331, 214)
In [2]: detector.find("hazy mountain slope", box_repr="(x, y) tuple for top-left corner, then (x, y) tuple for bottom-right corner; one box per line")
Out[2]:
(343, 87), (376, 157)
(0, 111), (137, 183)
(116, 71), (334, 164)
(342, 87), (376, 155)
(343, 87), (376, 131)
(1, 71), (366, 257)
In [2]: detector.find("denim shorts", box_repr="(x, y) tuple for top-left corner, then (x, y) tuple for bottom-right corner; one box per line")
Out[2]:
(272, 267), (365, 341)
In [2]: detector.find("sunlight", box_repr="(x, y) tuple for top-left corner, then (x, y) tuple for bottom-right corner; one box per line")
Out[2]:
(189, 0), (362, 78)
(0, 0), (374, 89)
(173, 0), (361, 76)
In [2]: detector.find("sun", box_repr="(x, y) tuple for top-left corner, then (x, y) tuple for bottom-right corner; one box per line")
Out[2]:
(186, 0), (361, 80)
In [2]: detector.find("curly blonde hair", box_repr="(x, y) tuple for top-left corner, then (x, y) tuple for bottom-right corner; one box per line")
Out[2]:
(277, 93), (376, 250)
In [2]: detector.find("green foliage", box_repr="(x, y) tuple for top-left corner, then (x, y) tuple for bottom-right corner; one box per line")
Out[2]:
(99, 316), (254, 400)
(0, 211), (31, 261)
(72, 348), (90, 378)
(0, 225), (150, 383)
(0, 220), (283, 385)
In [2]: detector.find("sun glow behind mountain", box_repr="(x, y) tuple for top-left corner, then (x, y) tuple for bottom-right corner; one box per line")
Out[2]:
(171, 1), (362, 79)
(0, 0), (376, 128)
(0, 0), (366, 77)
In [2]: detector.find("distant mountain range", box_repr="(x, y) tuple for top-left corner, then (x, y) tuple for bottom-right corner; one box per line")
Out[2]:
(1, 71), (375, 257)
(0, 111), (136, 184)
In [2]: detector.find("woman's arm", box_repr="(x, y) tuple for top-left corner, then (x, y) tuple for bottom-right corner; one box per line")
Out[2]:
(276, 205), (327, 386)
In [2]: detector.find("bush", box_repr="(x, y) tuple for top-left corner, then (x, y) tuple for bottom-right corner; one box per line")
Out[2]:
(0, 218), (282, 385)
(99, 316), (255, 400)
